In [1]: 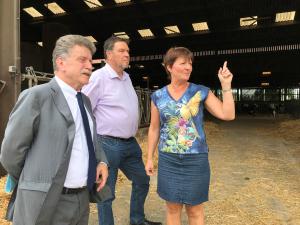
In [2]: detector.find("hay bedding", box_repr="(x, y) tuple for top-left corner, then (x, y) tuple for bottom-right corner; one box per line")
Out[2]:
(257, 118), (300, 144)
(206, 178), (300, 225)
(204, 119), (300, 225)
(1, 119), (299, 225)
(278, 119), (300, 143)
(201, 119), (300, 225)
(0, 177), (11, 225)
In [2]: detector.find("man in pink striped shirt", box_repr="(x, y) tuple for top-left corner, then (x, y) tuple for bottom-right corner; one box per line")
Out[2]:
(82, 36), (161, 225)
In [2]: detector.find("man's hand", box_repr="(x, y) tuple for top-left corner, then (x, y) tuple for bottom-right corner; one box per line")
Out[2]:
(96, 163), (108, 192)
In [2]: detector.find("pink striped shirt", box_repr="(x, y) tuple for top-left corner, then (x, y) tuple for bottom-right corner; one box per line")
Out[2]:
(82, 64), (139, 138)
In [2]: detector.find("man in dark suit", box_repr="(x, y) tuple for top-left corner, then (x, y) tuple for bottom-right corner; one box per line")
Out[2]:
(0, 34), (109, 225)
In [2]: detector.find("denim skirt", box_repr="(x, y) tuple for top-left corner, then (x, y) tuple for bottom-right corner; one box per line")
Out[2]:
(157, 151), (210, 205)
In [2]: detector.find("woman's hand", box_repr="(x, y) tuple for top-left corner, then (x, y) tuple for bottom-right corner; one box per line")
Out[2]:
(145, 159), (154, 176)
(218, 61), (233, 89)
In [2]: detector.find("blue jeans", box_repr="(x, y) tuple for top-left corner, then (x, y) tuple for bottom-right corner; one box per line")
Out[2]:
(97, 135), (150, 225)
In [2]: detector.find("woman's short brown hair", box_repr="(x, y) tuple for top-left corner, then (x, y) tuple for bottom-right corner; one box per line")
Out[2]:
(163, 47), (194, 78)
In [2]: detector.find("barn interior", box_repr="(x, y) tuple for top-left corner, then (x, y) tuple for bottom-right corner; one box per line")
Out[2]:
(18, 0), (300, 116)
(0, 1), (299, 225)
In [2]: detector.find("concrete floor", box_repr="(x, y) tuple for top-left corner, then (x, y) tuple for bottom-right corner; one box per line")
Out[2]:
(88, 116), (300, 225)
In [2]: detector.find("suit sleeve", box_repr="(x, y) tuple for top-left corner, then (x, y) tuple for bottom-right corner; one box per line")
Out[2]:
(94, 118), (108, 165)
(95, 139), (108, 166)
(0, 89), (40, 180)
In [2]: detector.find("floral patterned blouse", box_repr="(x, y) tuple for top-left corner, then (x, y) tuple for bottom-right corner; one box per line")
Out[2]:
(151, 83), (210, 154)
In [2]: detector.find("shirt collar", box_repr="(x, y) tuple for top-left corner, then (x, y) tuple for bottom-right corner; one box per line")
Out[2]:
(104, 63), (128, 81)
(55, 76), (78, 96)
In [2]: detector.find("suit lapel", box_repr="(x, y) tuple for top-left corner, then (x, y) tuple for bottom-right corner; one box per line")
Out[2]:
(82, 95), (93, 119)
(49, 79), (74, 126)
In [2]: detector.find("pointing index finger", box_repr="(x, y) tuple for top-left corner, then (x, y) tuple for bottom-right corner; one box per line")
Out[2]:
(223, 61), (228, 70)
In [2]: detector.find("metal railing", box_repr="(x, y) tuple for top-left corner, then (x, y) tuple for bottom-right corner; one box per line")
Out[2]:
(22, 66), (54, 87)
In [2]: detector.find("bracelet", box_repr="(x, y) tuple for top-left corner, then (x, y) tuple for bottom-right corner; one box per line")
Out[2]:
(222, 88), (232, 93)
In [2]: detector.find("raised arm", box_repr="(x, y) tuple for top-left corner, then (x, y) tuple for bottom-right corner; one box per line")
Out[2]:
(205, 61), (235, 121)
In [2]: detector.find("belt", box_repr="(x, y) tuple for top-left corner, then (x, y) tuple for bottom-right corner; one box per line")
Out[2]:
(62, 186), (87, 194)
(101, 135), (134, 141)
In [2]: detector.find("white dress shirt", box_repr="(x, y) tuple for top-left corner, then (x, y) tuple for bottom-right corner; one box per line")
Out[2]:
(55, 76), (93, 188)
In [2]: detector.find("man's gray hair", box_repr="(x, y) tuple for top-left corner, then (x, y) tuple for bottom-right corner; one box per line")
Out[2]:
(103, 35), (129, 59)
(52, 34), (96, 71)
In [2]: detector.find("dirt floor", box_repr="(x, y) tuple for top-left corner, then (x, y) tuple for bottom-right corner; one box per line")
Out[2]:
(1, 115), (300, 225)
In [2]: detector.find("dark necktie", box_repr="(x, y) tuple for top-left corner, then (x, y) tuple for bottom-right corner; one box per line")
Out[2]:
(76, 92), (97, 191)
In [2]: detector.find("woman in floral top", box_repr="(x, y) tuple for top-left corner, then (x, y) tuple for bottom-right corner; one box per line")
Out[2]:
(146, 47), (235, 225)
